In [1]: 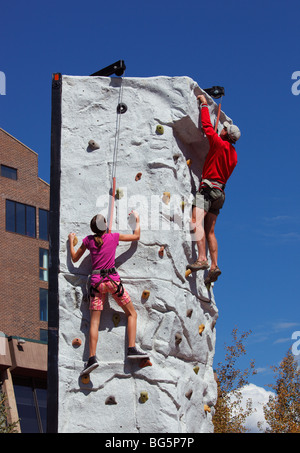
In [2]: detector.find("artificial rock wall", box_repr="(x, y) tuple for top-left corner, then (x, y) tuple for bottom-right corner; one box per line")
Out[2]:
(56, 75), (229, 433)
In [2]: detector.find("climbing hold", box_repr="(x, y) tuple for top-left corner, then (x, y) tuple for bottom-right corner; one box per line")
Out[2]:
(72, 338), (82, 347)
(186, 158), (192, 167)
(181, 201), (185, 212)
(199, 324), (205, 336)
(139, 358), (152, 369)
(105, 396), (117, 405)
(175, 333), (182, 345)
(135, 172), (142, 181)
(116, 188), (124, 199)
(73, 236), (78, 247)
(112, 313), (120, 327)
(186, 308), (193, 318)
(185, 389), (193, 400)
(193, 366), (200, 375)
(204, 404), (211, 413)
(156, 124), (164, 135)
(185, 269), (192, 278)
(81, 374), (90, 384)
(88, 140), (100, 151)
(117, 103), (127, 114)
(162, 192), (171, 204)
(142, 290), (150, 300)
(158, 245), (164, 257)
(140, 391), (149, 403)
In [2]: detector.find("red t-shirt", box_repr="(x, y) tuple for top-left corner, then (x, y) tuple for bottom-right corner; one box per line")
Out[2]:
(201, 105), (237, 185)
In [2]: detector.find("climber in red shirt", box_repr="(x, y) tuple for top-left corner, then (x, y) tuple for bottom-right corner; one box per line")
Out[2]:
(187, 93), (241, 285)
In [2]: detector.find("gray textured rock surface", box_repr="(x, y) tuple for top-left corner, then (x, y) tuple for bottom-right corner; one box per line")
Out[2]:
(57, 75), (230, 433)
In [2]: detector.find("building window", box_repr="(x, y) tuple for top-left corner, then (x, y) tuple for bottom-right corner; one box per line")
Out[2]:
(39, 209), (49, 241)
(6, 200), (36, 237)
(40, 329), (48, 343)
(13, 377), (47, 433)
(1, 164), (17, 180)
(39, 249), (48, 281)
(39, 288), (48, 322)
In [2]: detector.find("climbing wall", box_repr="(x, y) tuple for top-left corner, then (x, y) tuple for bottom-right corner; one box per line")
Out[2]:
(56, 75), (228, 433)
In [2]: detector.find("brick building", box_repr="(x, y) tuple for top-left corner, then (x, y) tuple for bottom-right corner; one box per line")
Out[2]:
(0, 128), (49, 432)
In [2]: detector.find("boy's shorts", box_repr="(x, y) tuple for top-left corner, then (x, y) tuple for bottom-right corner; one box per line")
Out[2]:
(192, 187), (225, 216)
(90, 280), (131, 311)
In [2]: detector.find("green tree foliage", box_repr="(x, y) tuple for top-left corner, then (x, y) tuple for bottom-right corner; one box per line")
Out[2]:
(260, 349), (300, 433)
(0, 391), (19, 433)
(213, 328), (256, 433)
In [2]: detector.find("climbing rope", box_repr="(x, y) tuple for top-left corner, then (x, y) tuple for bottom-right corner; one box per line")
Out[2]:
(108, 73), (126, 233)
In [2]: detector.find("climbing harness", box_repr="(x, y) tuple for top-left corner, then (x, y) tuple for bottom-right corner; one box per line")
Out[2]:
(108, 72), (126, 233)
(204, 86), (225, 132)
(90, 268), (125, 298)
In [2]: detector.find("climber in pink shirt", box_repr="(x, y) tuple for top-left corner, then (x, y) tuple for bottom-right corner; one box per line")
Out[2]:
(68, 211), (149, 376)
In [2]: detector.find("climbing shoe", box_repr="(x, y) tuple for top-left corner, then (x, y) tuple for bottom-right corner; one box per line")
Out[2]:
(80, 355), (99, 376)
(127, 347), (149, 360)
(204, 266), (222, 285)
(186, 259), (210, 271)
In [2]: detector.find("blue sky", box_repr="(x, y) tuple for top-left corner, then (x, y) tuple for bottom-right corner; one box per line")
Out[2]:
(1, 0), (300, 391)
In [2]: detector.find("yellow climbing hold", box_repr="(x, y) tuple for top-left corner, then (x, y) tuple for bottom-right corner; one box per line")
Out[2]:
(112, 313), (120, 327)
(181, 201), (185, 212)
(199, 324), (205, 336)
(186, 158), (192, 167)
(142, 290), (150, 300)
(140, 391), (149, 403)
(156, 124), (164, 135)
(116, 188), (124, 200)
(162, 192), (170, 204)
(73, 236), (78, 247)
(204, 404), (211, 413)
(185, 269), (192, 278)
(193, 366), (199, 375)
(81, 374), (90, 384)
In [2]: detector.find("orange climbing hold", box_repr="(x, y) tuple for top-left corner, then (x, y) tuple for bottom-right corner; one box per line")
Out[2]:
(81, 374), (90, 384)
(72, 338), (82, 347)
(139, 358), (152, 368)
(159, 246), (164, 257)
(142, 290), (150, 300)
(204, 404), (211, 413)
(135, 172), (142, 181)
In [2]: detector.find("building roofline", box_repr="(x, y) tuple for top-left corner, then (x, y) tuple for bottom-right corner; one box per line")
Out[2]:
(0, 127), (38, 157)
(0, 127), (50, 186)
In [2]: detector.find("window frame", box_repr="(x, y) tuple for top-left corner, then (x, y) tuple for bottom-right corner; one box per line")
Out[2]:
(1, 164), (18, 180)
(5, 199), (36, 238)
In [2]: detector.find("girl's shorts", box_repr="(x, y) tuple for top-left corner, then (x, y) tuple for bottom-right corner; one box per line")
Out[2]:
(89, 280), (131, 311)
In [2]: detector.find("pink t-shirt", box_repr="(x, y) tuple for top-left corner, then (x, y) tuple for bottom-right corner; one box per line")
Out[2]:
(82, 233), (120, 284)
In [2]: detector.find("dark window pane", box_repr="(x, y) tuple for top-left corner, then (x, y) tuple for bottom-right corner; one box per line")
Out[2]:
(39, 209), (49, 240)
(16, 203), (25, 235)
(13, 385), (39, 433)
(40, 329), (48, 343)
(39, 288), (48, 321)
(6, 200), (15, 232)
(1, 164), (17, 180)
(26, 205), (36, 237)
